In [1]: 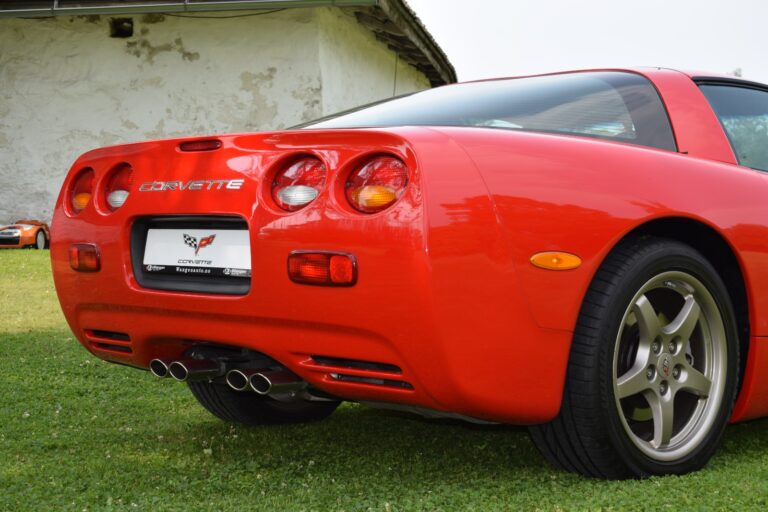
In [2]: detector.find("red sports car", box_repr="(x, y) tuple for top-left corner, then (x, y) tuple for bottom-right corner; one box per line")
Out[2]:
(51, 68), (768, 479)
(0, 220), (49, 249)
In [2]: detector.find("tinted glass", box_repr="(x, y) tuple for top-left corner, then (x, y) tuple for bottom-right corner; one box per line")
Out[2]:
(305, 72), (677, 151)
(700, 84), (768, 172)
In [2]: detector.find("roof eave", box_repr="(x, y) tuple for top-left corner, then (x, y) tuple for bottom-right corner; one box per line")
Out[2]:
(376, 0), (456, 86)
(0, 1), (376, 18)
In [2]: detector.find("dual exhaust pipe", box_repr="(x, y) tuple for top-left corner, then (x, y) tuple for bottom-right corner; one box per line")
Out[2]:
(224, 368), (306, 396)
(150, 358), (305, 396)
(149, 358), (223, 382)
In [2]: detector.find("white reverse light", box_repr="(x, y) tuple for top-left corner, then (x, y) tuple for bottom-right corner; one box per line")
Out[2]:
(276, 185), (319, 207)
(107, 190), (129, 209)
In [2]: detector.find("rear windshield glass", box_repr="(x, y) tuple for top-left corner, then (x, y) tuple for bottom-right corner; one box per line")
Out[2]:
(303, 72), (677, 151)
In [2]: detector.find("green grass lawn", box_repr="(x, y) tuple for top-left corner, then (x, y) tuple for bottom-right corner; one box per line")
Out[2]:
(2, 250), (768, 511)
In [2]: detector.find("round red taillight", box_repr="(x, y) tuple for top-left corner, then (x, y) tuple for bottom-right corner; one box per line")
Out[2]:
(271, 157), (327, 211)
(345, 156), (409, 213)
(104, 164), (133, 211)
(70, 168), (95, 214)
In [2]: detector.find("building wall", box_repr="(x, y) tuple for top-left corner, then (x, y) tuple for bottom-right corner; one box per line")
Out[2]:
(317, 7), (430, 115)
(0, 8), (430, 223)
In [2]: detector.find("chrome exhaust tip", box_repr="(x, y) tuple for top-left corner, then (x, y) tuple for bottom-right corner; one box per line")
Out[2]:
(168, 359), (223, 382)
(149, 359), (169, 378)
(249, 373), (272, 395)
(249, 370), (306, 396)
(226, 369), (256, 391)
(167, 361), (188, 381)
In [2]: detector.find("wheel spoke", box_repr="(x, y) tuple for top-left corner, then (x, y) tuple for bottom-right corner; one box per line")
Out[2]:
(647, 391), (675, 448)
(617, 366), (652, 399)
(664, 294), (701, 342)
(680, 366), (712, 397)
(633, 294), (661, 342)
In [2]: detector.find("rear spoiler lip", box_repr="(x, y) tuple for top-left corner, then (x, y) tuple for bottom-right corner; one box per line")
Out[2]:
(71, 128), (415, 163)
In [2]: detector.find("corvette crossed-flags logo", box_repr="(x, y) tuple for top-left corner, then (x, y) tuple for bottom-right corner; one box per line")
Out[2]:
(183, 233), (216, 256)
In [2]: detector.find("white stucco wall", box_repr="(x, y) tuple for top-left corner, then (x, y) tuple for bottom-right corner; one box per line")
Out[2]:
(0, 8), (430, 223)
(317, 7), (430, 115)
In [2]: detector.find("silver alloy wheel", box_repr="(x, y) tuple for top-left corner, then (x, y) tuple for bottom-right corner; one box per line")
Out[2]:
(612, 271), (727, 462)
(35, 230), (45, 249)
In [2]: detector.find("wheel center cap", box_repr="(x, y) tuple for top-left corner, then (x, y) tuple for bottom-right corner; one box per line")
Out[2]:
(660, 354), (672, 377)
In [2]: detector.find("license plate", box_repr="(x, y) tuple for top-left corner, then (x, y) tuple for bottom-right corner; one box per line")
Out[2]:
(142, 229), (251, 278)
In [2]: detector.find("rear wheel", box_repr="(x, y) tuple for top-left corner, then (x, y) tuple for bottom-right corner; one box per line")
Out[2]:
(529, 238), (739, 478)
(188, 381), (340, 426)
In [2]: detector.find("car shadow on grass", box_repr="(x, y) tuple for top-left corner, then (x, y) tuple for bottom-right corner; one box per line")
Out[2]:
(719, 416), (768, 460)
(144, 400), (556, 490)
(157, 397), (768, 486)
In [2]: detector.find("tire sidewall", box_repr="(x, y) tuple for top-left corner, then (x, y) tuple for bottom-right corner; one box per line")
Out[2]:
(36, 230), (45, 250)
(598, 242), (739, 476)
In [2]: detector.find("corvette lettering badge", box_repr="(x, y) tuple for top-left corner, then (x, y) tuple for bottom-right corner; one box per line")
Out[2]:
(183, 233), (216, 256)
(138, 179), (244, 191)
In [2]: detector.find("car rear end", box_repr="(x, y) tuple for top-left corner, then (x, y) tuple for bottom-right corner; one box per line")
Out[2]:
(51, 126), (572, 425)
(53, 129), (438, 392)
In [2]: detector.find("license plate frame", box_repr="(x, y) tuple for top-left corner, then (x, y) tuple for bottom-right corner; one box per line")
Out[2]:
(131, 216), (251, 295)
(142, 228), (251, 278)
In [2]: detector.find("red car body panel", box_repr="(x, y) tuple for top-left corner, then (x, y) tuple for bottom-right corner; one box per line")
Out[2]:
(50, 68), (768, 424)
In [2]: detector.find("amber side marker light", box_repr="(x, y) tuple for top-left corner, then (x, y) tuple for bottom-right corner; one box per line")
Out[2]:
(69, 243), (101, 272)
(288, 252), (356, 286)
(530, 251), (582, 271)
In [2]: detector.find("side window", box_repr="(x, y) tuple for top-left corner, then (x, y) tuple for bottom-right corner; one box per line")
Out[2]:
(699, 84), (768, 171)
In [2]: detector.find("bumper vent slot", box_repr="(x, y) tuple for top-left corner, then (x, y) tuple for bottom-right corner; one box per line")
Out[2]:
(89, 330), (130, 341)
(93, 342), (133, 354)
(311, 356), (402, 374)
(330, 373), (413, 390)
(85, 330), (132, 354)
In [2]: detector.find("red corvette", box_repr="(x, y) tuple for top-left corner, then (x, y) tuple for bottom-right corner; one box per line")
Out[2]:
(51, 68), (768, 479)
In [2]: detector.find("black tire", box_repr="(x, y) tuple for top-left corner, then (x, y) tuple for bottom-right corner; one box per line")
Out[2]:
(529, 237), (739, 479)
(188, 381), (340, 426)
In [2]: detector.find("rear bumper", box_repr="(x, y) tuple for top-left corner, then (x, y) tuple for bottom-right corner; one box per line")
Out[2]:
(56, 274), (571, 424)
(50, 130), (573, 424)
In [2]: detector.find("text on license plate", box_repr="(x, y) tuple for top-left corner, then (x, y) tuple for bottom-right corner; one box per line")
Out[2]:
(142, 228), (251, 278)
